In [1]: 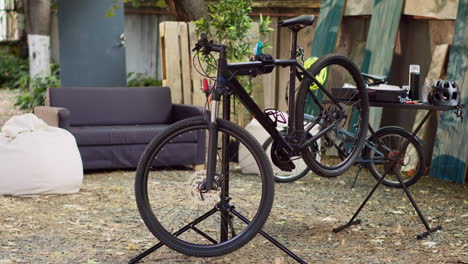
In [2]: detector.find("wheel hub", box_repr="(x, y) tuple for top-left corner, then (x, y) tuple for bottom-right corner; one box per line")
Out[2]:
(384, 151), (404, 173)
(187, 170), (220, 206)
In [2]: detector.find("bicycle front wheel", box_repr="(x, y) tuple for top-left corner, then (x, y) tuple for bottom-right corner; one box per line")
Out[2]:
(135, 117), (274, 257)
(295, 54), (369, 177)
(363, 126), (425, 188)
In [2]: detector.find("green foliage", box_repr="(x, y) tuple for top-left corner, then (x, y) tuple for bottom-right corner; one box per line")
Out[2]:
(127, 72), (162, 87)
(195, 0), (253, 63)
(0, 49), (29, 89)
(15, 64), (61, 112)
(106, 0), (167, 17)
(194, 0), (272, 93)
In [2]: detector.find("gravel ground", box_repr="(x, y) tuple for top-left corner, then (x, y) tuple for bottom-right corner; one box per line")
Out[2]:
(0, 89), (467, 264)
(0, 169), (467, 264)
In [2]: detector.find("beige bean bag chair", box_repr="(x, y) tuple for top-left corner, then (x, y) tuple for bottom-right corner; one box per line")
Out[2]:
(0, 114), (83, 196)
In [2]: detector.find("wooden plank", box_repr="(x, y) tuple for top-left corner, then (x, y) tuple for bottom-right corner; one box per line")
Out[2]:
(335, 16), (369, 67)
(362, 0), (404, 128)
(262, 16), (278, 109)
(298, 22), (316, 60)
(179, 22), (192, 105)
(426, 44), (450, 84)
(410, 44), (449, 170)
(344, 0), (374, 16)
(404, 0), (459, 20)
(161, 22), (183, 104)
(277, 24), (291, 112)
(305, 0), (345, 116)
(430, 0), (468, 183)
(188, 23), (205, 106)
(311, 0), (346, 57)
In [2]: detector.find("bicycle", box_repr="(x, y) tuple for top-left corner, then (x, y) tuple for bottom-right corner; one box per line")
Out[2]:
(134, 15), (369, 257)
(264, 77), (425, 188)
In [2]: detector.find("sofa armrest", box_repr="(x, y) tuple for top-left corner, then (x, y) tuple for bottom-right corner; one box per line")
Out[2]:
(171, 104), (207, 123)
(34, 106), (71, 128)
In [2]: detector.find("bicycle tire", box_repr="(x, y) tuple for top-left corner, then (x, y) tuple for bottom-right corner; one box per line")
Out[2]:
(135, 117), (274, 257)
(295, 54), (369, 177)
(262, 133), (310, 183)
(363, 126), (425, 188)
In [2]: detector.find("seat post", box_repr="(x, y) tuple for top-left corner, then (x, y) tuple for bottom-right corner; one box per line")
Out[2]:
(290, 28), (299, 59)
(287, 28), (300, 133)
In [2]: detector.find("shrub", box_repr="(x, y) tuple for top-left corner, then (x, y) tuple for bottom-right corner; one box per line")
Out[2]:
(0, 49), (29, 89)
(127, 72), (162, 87)
(15, 64), (60, 112)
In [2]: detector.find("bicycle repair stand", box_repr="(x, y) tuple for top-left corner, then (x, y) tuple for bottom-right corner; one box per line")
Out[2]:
(333, 105), (454, 239)
(129, 93), (308, 264)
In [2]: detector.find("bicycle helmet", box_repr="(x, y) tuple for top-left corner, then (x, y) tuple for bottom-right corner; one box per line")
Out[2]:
(428, 79), (461, 106)
(304, 57), (328, 90)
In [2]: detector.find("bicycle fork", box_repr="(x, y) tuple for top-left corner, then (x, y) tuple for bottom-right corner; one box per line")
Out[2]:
(204, 99), (219, 191)
(205, 47), (228, 192)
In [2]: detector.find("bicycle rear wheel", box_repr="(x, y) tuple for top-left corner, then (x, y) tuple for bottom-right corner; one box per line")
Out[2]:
(295, 54), (369, 177)
(363, 126), (425, 188)
(135, 117), (274, 257)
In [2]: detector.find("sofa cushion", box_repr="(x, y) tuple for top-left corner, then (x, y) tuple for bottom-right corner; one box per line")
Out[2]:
(49, 87), (172, 126)
(68, 124), (201, 146)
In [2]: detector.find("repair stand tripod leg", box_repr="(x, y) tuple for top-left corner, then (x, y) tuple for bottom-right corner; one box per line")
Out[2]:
(350, 165), (364, 189)
(128, 208), (219, 264)
(392, 171), (442, 239)
(333, 169), (389, 233)
(129, 206), (309, 264)
(333, 160), (442, 238)
(231, 208), (307, 264)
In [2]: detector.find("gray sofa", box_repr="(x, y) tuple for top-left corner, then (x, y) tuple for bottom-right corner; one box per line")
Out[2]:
(34, 87), (206, 170)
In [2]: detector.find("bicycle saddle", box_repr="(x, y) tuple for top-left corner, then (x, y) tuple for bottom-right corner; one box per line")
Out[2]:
(279, 15), (315, 27)
(362, 73), (387, 86)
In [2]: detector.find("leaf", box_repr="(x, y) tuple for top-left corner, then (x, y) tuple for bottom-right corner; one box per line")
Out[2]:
(127, 244), (139, 250)
(422, 241), (437, 248)
(321, 216), (338, 222)
(369, 239), (384, 244)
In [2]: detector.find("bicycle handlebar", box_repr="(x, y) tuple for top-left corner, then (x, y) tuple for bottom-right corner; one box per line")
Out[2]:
(192, 33), (225, 55)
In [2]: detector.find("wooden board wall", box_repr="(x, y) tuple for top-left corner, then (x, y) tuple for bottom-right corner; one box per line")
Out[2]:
(345, 0), (459, 19)
(380, 18), (455, 169)
(362, 0), (404, 129)
(344, 0), (374, 16)
(404, 0), (459, 19)
(311, 0), (345, 57)
(431, 0), (468, 183)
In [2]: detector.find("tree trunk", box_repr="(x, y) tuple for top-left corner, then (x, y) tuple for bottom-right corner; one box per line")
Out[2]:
(165, 0), (209, 21)
(22, 0), (51, 79)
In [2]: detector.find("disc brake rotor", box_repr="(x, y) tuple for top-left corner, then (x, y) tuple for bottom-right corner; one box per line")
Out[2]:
(187, 170), (220, 206)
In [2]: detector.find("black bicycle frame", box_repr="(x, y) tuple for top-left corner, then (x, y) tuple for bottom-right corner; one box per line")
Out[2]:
(224, 59), (342, 152)
(204, 29), (344, 190)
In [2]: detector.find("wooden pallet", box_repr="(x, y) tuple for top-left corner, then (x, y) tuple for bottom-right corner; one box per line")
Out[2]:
(160, 21), (204, 105)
